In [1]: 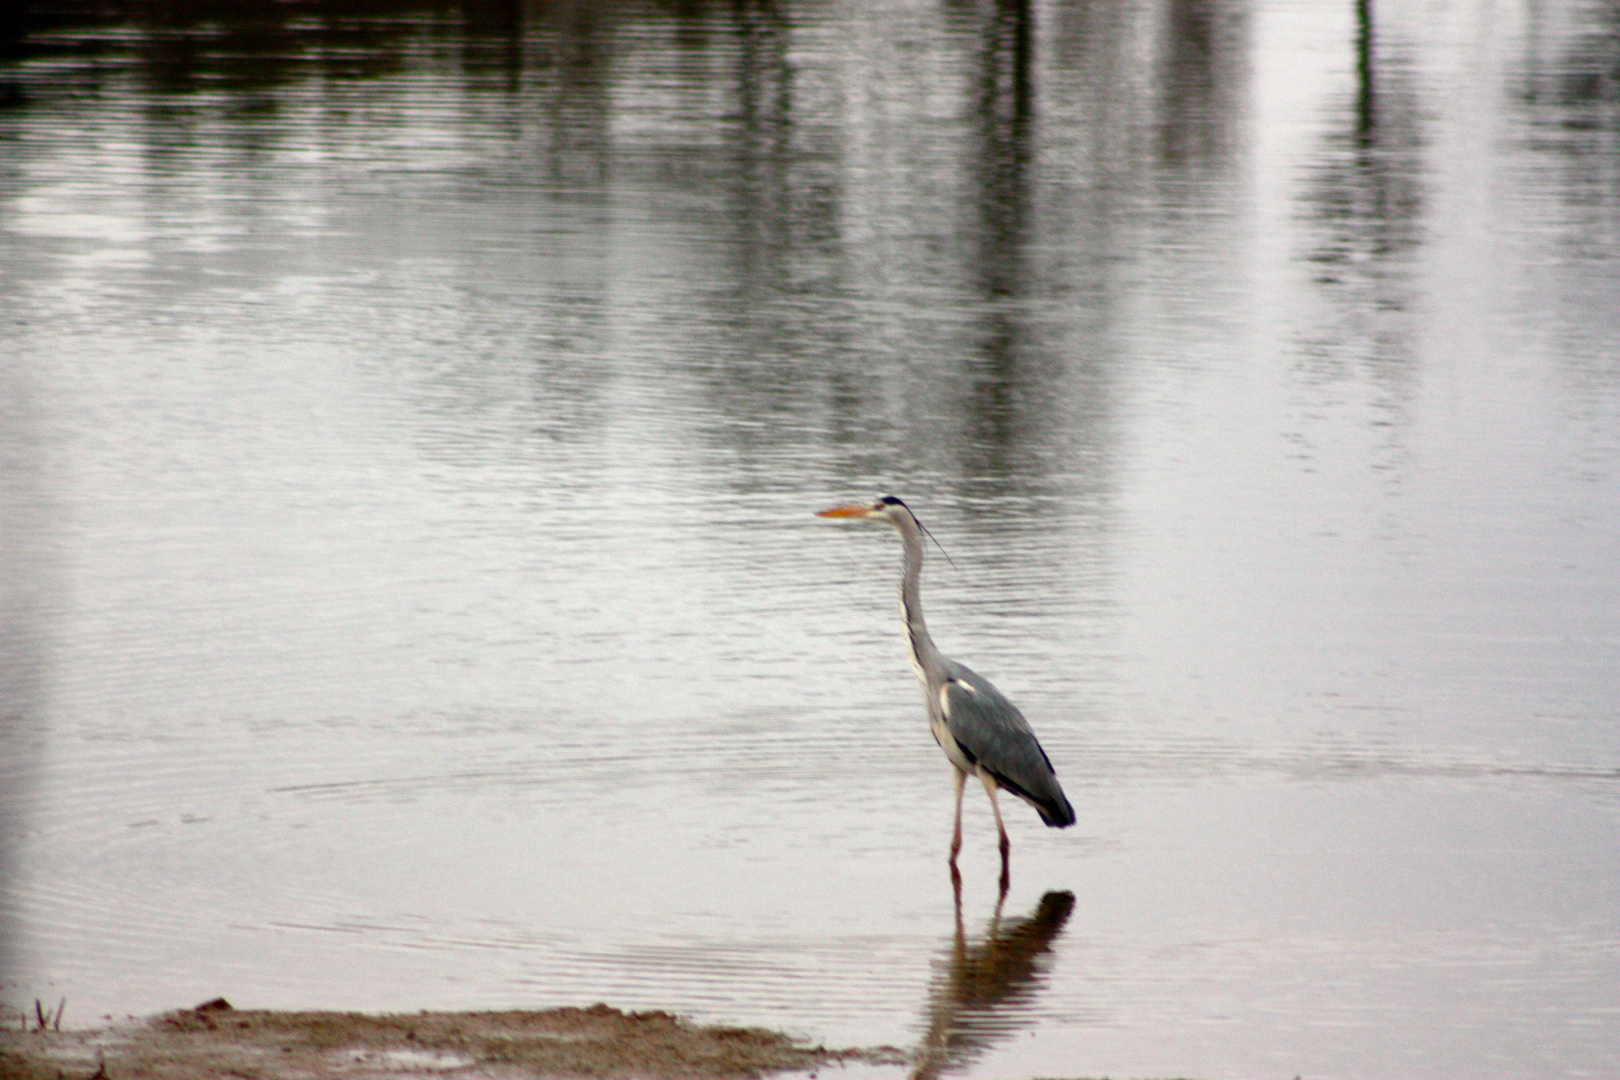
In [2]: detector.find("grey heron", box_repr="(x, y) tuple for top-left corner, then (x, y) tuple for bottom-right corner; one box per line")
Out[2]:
(818, 496), (1074, 884)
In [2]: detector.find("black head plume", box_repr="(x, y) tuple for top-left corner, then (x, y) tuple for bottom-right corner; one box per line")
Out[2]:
(878, 495), (956, 570)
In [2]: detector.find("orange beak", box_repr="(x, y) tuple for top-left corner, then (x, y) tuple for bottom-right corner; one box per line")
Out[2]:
(816, 504), (871, 518)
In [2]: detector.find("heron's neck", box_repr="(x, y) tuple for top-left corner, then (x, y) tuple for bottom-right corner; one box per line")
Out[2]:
(896, 516), (942, 682)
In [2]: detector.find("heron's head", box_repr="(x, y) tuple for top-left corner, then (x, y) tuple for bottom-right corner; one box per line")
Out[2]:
(818, 495), (954, 566)
(816, 494), (913, 526)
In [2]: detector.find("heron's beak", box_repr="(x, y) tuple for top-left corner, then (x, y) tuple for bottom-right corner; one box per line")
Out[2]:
(817, 504), (872, 518)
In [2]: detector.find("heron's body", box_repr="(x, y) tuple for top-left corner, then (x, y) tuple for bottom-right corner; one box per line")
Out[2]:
(818, 495), (1074, 882)
(925, 656), (1074, 828)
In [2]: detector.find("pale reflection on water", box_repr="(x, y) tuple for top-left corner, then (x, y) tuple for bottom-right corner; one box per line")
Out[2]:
(1, 1), (1617, 1077)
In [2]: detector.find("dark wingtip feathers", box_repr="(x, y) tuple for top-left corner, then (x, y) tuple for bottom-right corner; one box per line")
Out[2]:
(1039, 792), (1077, 829)
(988, 763), (1076, 829)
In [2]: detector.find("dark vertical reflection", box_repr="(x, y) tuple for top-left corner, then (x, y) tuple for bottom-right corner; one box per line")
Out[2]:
(1514, 0), (1620, 242)
(533, 0), (613, 183)
(1157, 0), (1247, 169)
(970, 0), (1034, 301)
(730, 0), (795, 297)
(1354, 0), (1375, 139)
(1302, 0), (1424, 281)
(909, 886), (1076, 1079)
(1510, 0), (1620, 443)
(954, 0), (1039, 498)
(1145, 0), (1251, 341)
(696, 0), (866, 494)
(461, 0), (526, 94)
(1295, 0), (1425, 475)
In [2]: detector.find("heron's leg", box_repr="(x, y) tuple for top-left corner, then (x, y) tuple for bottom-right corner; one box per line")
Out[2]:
(977, 768), (1011, 892)
(949, 766), (967, 864)
(950, 859), (964, 935)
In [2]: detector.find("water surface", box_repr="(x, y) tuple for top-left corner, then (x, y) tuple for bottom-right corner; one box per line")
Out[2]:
(2, 2), (1617, 1077)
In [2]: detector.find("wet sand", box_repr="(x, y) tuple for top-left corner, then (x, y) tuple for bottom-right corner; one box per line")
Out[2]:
(1, 999), (907, 1079)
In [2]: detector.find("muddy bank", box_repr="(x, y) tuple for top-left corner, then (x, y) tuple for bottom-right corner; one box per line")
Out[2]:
(1, 999), (907, 1079)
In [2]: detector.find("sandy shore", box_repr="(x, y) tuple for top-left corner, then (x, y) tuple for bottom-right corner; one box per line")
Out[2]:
(1, 998), (908, 1079)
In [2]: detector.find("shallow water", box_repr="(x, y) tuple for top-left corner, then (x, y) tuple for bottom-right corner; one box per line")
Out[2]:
(2, 1), (1617, 1077)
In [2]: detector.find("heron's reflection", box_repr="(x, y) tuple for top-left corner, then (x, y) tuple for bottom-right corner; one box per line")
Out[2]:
(909, 876), (1076, 1079)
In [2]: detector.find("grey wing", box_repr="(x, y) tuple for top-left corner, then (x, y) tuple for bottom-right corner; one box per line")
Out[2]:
(938, 659), (1076, 828)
